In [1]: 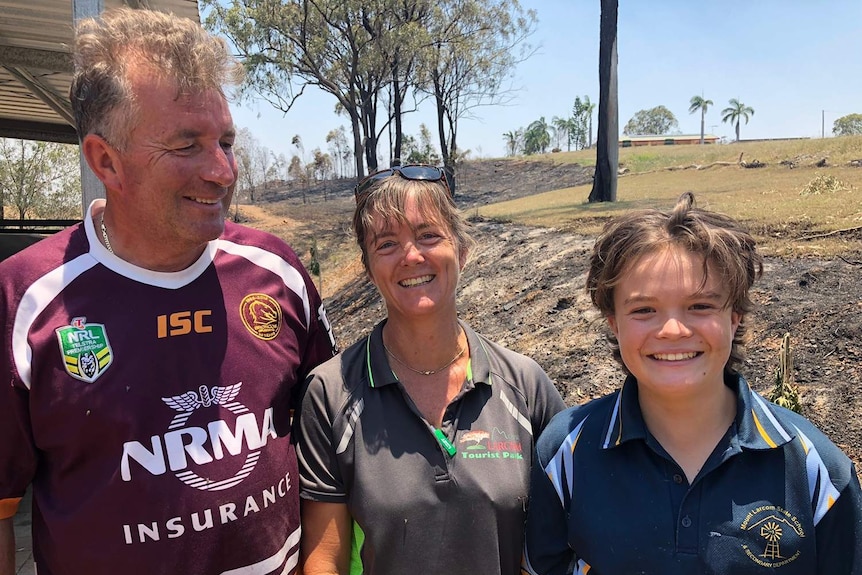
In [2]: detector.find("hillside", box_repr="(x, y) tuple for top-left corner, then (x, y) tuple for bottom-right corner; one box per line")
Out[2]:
(246, 156), (862, 478)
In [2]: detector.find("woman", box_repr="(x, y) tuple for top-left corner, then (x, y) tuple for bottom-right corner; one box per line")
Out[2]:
(523, 192), (862, 574)
(298, 165), (565, 575)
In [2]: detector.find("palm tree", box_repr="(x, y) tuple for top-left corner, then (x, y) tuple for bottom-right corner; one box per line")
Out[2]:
(524, 118), (550, 155)
(502, 130), (521, 156)
(721, 98), (755, 142)
(688, 94), (713, 145)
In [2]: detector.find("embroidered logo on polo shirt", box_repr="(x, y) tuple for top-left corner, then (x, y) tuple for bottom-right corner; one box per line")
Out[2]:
(738, 504), (804, 568)
(55, 316), (113, 383)
(239, 293), (282, 340)
(458, 428), (524, 460)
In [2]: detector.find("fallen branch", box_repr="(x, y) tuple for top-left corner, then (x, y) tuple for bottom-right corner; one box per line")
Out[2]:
(839, 255), (862, 266)
(799, 225), (862, 241)
(625, 161), (739, 176)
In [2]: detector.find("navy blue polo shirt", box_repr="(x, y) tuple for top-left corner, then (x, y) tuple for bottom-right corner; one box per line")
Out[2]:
(523, 374), (862, 575)
(298, 320), (565, 575)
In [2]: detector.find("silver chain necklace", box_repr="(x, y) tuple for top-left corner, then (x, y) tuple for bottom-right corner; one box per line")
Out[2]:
(100, 213), (114, 254)
(383, 336), (466, 376)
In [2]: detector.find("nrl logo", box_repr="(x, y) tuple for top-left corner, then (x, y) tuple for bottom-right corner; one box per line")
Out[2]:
(55, 317), (113, 383)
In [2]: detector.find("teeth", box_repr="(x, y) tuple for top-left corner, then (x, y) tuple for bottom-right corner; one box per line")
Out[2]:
(190, 197), (218, 205)
(400, 275), (433, 287)
(653, 352), (697, 361)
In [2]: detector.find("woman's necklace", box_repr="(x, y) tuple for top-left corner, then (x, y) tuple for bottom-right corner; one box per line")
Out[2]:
(383, 333), (466, 376)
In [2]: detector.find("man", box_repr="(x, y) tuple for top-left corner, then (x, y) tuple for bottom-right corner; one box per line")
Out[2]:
(0, 8), (335, 575)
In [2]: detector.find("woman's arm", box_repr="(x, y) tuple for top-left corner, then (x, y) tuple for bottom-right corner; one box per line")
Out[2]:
(301, 500), (352, 575)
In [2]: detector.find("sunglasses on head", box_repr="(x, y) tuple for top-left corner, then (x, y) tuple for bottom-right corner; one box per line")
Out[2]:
(354, 165), (450, 203)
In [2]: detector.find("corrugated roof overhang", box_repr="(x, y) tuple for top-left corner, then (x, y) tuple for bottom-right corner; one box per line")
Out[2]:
(0, 0), (200, 144)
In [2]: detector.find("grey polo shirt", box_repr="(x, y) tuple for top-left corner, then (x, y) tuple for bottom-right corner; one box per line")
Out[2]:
(298, 320), (565, 575)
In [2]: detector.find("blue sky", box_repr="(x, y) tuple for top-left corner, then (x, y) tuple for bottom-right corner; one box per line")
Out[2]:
(227, 0), (862, 164)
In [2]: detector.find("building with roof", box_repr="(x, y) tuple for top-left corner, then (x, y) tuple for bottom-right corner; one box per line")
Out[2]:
(620, 134), (720, 147)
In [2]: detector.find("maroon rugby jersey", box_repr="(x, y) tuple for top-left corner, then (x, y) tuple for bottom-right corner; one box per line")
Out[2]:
(0, 204), (335, 575)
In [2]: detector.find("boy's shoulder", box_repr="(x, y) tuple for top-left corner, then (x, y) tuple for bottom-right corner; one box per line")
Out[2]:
(536, 392), (620, 458)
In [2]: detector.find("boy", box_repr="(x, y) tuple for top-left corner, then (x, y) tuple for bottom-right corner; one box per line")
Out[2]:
(523, 192), (861, 574)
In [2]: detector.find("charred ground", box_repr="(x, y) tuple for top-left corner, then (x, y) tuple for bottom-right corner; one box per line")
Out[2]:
(258, 158), (862, 477)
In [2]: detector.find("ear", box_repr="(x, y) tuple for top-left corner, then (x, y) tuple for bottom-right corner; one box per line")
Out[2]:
(607, 313), (619, 336)
(81, 134), (123, 191)
(731, 310), (742, 335)
(458, 246), (469, 271)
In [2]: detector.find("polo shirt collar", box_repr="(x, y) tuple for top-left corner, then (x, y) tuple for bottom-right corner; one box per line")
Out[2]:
(601, 373), (796, 451)
(732, 373), (796, 450)
(362, 320), (493, 389)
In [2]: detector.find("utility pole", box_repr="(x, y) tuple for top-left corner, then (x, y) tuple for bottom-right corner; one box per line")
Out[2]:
(822, 110), (825, 139)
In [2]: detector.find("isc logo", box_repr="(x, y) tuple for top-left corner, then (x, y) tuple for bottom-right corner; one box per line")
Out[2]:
(157, 311), (213, 339)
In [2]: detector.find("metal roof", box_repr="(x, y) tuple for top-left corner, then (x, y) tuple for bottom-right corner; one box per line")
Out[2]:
(0, 0), (200, 144)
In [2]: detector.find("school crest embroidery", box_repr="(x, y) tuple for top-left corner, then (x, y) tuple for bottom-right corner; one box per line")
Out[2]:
(55, 316), (113, 383)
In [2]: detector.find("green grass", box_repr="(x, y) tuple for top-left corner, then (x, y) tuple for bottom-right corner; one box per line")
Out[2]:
(543, 135), (862, 172)
(480, 137), (862, 257)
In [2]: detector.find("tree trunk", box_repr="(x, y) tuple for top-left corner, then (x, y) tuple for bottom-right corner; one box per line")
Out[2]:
(362, 97), (379, 174)
(350, 113), (364, 181)
(433, 72), (457, 195)
(700, 108), (705, 145)
(392, 69), (404, 165)
(589, 0), (619, 203)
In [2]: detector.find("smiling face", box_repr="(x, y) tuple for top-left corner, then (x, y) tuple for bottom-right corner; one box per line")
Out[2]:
(607, 246), (741, 402)
(102, 64), (237, 269)
(365, 194), (464, 324)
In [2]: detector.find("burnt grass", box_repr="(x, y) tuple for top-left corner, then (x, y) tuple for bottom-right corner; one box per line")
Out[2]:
(277, 158), (862, 479)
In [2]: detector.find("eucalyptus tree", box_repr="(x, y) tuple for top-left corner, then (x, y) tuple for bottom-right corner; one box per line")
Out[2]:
(688, 94), (713, 144)
(623, 105), (678, 135)
(418, 0), (537, 192)
(204, 0), (394, 178)
(234, 127), (270, 204)
(0, 138), (80, 220)
(326, 127), (351, 178)
(721, 98), (755, 142)
(833, 113), (862, 136)
(589, 0), (618, 203)
(382, 1), (432, 165)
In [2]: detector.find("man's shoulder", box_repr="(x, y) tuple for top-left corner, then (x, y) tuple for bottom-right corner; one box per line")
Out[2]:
(0, 225), (88, 286)
(222, 220), (287, 245)
(307, 335), (369, 389)
(219, 220), (303, 262)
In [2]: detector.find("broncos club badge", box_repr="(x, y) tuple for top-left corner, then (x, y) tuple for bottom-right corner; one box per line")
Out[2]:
(55, 317), (113, 383)
(239, 293), (282, 341)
